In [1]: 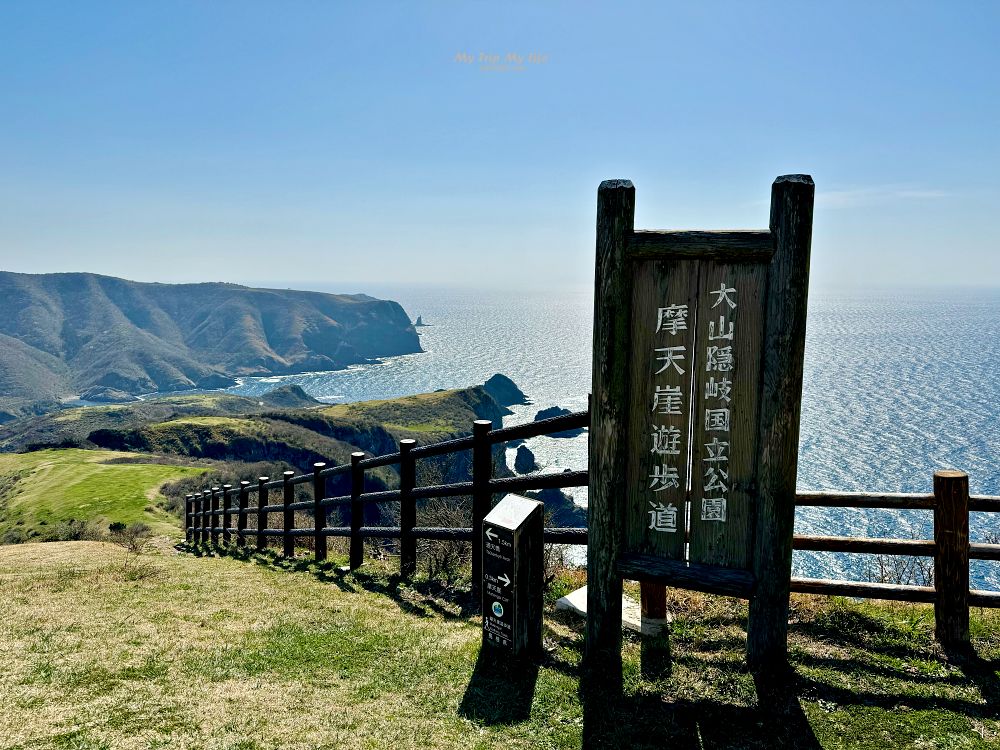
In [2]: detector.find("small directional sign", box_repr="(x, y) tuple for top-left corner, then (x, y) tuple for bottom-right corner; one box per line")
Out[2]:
(482, 494), (543, 657)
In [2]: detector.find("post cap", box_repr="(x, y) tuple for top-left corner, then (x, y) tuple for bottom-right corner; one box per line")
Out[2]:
(240, 480), (251, 487)
(259, 476), (269, 482)
(313, 462), (326, 470)
(774, 174), (814, 186)
(599, 178), (634, 191)
(283, 470), (295, 478)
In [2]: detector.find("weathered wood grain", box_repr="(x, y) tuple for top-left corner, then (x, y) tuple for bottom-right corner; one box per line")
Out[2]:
(624, 258), (697, 561)
(222, 485), (233, 545)
(618, 553), (755, 598)
(970, 543), (1000, 561)
(934, 470), (969, 646)
(256, 477), (269, 551)
(350, 452), (365, 570)
(184, 495), (193, 542)
(399, 439), (417, 578)
(688, 259), (767, 568)
(313, 463), (327, 561)
(471, 419), (492, 604)
(282, 471), (295, 557)
(790, 577), (936, 603)
(210, 487), (220, 546)
(628, 230), (774, 261)
(746, 174), (814, 676)
(237, 481), (249, 547)
(587, 179), (635, 688)
(797, 491), (935, 509)
(794, 534), (935, 555)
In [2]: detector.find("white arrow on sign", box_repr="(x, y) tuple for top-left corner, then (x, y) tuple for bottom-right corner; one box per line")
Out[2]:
(498, 573), (511, 587)
(485, 528), (498, 542)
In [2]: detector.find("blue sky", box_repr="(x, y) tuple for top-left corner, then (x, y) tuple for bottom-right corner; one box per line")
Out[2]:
(1, 2), (997, 291)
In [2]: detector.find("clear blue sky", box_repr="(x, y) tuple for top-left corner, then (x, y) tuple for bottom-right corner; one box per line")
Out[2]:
(1, 2), (997, 291)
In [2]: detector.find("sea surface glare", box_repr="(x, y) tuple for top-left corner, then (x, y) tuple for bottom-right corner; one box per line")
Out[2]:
(225, 285), (1000, 590)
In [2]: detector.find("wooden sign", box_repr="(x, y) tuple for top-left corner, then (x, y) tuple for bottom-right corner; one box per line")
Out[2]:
(625, 255), (768, 570)
(482, 494), (543, 657)
(587, 175), (815, 688)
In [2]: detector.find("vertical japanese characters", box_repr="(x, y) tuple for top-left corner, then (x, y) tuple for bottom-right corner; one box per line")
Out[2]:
(647, 303), (688, 534)
(644, 281), (738, 540)
(702, 282), (736, 524)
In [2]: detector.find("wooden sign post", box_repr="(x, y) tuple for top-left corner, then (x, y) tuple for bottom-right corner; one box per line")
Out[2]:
(587, 175), (814, 688)
(482, 494), (544, 658)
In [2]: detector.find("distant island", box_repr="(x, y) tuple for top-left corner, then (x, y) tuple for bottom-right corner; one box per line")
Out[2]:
(414, 315), (429, 326)
(0, 272), (422, 422)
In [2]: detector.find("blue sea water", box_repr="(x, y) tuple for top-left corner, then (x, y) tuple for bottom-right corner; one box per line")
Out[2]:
(224, 285), (1000, 590)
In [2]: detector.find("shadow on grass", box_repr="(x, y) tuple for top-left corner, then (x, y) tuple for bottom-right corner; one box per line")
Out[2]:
(951, 649), (1000, 718)
(580, 676), (822, 749)
(789, 608), (1000, 719)
(179, 541), (479, 619)
(459, 647), (540, 725)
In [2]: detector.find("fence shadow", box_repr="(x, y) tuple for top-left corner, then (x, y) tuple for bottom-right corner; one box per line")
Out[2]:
(459, 648), (540, 725)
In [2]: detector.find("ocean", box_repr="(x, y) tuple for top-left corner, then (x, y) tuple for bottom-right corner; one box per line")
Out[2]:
(224, 284), (1000, 590)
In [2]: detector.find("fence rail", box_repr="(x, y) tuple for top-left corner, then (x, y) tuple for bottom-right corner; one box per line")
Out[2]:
(184, 408), (1000, 645)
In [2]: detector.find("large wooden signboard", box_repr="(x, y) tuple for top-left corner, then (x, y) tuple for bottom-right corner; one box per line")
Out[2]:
(587, 175), (815, 687)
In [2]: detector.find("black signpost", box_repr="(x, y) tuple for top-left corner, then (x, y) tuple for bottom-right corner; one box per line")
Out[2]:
(482, 494), (544, 658)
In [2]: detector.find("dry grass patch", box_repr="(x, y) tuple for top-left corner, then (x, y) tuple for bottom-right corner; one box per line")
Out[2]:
(2, 542), (999, 749)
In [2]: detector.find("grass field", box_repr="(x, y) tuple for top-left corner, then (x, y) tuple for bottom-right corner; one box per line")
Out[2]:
(0, 449), (207, 540)
(321, 388), (498, 439)
(1, 541), (998, 749)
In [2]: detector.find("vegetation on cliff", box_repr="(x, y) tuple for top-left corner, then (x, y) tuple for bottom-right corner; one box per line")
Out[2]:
(0, 272), (421, 421)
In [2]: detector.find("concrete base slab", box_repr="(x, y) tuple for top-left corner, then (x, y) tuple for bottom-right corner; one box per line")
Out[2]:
(555, 585), (670, 636)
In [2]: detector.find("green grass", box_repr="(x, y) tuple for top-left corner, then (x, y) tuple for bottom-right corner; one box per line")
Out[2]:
(148, 416), (245, 429)
(321, 388), (495, 440)
(1, 541), (997, 749)
(50, 406), (129, 423)
(0, 449), (207, 540)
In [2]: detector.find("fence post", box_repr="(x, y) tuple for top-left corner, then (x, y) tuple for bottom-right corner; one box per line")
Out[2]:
(282, 471), (295, 558)
(210, 487), (220, 546)
(399, 439), (417, 578)
(237, 481), (250, 547)
(184, 494), (193, 543)
(222, 484), (233, 545)
(257, 477), (269, 551)
(200, 491), (209, 545)
(587, 179), (634, 688)
(193, 492), (202, 544)
(747, 175), (815, 680)
(471, 419), (493, 605)
(934, 469), (970, 648)
(350, 452), (365, 570)
(313, 462), (328, 562)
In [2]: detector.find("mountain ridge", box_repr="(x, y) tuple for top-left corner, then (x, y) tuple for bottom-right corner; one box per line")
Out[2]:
(0, 272), (421, 421)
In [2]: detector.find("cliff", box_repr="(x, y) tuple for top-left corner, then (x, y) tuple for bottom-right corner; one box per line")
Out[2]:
(0, 272), (421, 420)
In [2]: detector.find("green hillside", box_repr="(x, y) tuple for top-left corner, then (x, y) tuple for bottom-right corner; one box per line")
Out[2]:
(319, 386), (511, 440)
(0, 449), (207, 542)
(0, 387), (319, 453)
(0, 271), (421, 421)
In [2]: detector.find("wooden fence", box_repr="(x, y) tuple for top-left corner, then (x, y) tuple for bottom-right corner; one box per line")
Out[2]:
(184, 411), (590, 598)
(184, 408), (1000, 643)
